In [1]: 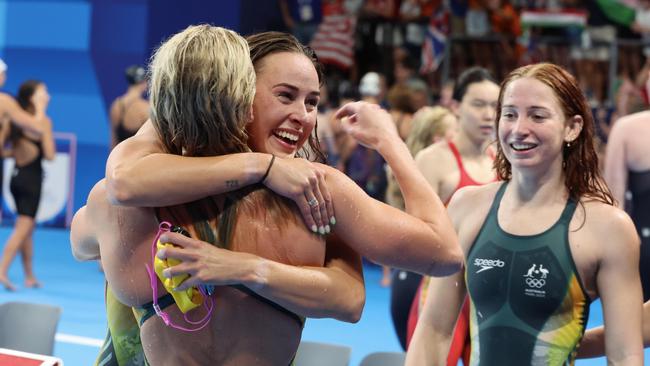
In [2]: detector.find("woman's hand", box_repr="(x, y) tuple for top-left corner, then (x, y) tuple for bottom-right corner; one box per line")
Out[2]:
(156, 232), (260, 290)
(263, 157), (335, 234)
(335, 101), (400, 151)
(31, 86), (50, 113)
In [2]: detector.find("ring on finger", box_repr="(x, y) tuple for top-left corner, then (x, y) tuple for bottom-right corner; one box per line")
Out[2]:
(308, 198), (319, 207)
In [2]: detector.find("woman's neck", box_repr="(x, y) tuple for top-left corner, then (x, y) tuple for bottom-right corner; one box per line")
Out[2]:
(508, 159), (567, 206)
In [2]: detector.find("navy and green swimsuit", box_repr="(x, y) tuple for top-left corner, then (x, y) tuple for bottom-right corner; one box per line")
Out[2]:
(465, 183), (591, 366)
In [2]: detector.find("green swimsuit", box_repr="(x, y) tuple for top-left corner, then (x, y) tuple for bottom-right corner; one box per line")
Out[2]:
(465, 183), (591, 366)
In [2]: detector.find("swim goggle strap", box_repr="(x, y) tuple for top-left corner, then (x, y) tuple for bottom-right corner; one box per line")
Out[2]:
(145, 221), (214, 332)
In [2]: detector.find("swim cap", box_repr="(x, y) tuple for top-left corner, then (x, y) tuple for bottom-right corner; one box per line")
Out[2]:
(125, 65), (146, 85)
(0, 59), (7, 74)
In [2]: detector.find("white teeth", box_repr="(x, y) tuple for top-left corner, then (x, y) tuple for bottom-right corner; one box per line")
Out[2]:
(511, 142), (536, 151)
(276, 131), (299, 142)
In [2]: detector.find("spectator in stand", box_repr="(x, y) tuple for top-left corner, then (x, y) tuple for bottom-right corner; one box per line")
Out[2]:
(486, 0), (523, 73)
(279, 0), (323, 44)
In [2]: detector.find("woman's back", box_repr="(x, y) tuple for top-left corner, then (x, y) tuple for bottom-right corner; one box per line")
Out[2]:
(11, 125), (43, 166)
(92, 183), (325, 365)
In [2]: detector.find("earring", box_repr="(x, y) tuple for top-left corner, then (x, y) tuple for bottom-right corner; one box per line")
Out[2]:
(566, 141), (572, 148)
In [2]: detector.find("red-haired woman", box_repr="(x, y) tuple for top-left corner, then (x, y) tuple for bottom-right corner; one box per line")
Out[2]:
(406, 63), (643, 365)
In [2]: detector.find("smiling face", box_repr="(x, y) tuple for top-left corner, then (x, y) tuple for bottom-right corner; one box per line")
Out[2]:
(454, 80), (499, 145)
(498, 77), (582, 173)
(247, 52), (320, 158)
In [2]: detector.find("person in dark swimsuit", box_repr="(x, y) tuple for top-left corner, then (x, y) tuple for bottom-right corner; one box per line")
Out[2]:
(603, 110), (650, 300)
(407, 63), (643, 365)
(109, 65), (148, 148)
(0, 60), (49, 218)
(578, 108), (650, 357)
(0, 80), (55, 291)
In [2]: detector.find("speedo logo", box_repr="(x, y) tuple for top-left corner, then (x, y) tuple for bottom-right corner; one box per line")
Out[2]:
(474, 258), (505, 273)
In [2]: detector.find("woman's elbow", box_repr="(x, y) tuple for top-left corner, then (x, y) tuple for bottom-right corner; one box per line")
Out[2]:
(105, 167), (136, 205)
(426, 239), (464, 277)
(340, 290), (365, 323)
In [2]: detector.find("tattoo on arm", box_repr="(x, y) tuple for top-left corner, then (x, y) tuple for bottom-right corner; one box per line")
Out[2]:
(226, 180), (239, 189)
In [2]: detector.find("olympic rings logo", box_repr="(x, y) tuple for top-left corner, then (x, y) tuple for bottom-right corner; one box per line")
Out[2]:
(525, 278), (546, 288)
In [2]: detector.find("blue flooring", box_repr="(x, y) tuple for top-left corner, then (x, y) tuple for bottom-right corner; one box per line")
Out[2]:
(0, 226), (647, 365)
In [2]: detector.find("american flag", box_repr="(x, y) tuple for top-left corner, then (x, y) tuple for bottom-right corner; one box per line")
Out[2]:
(310, 11), (357, 70)
(420, 7), (449, 75)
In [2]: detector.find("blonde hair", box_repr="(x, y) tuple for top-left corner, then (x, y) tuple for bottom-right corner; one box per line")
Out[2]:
(149, 24), (256, 157)
(386, 106), (455, 210)
(405, 106), (454, 156)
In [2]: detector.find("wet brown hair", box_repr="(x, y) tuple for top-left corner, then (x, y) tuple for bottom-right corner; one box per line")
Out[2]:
(246, 31), (326, 163)
(494, 63), (614, 205)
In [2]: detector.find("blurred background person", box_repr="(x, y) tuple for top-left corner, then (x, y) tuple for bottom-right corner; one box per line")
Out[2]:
(0, 59), (50, 211)
(604, 109), (650, 302)
(109, 65), (148, 148)
(0, 80), (54, 291)
(279, 0), (323, 44)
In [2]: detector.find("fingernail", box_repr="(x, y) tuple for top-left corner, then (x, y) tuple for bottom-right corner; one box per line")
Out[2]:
(325, 225), (331, 234)
(330, 216), (336, 225)
(311, 225), (318, 233)
(163, 269), (171, 278)
(319, 226), (326, 235)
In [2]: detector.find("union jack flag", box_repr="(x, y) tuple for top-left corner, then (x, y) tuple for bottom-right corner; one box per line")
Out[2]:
(420, 7), (449, 74)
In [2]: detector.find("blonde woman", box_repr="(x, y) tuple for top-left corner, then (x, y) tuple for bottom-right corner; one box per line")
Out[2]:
(385, 106), (458, 211)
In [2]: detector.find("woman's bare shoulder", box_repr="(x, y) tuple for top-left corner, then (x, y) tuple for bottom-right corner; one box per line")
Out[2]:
(578, 199), (639, 251)
(448, 182), (502, 214)
(414, 140), (452, 161)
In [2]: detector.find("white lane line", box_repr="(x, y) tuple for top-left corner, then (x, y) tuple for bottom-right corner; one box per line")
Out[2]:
(55, 333), (103, 347)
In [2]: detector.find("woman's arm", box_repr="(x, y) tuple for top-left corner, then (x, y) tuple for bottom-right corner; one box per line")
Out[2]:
(40, 117), (56, 161)
(331, 102), (462, 275)
(597, 209), (644, 364)
(70, 206), (100, 261)
(0, 94), (45, 135)
(578, 299), (650, 360)
(106, 120), (333, 231)
(405, 273), (466, 366)
(155, 231), (365, 322)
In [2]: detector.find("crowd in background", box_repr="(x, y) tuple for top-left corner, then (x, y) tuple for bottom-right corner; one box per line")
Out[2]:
(277, 0), (650, 206)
